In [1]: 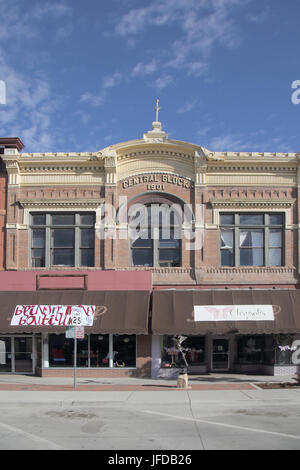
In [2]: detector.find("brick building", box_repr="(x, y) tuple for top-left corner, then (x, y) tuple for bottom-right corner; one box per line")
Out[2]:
(0, 119), (300, 377)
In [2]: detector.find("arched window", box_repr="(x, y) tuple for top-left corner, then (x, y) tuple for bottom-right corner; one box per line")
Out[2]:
(129, 203), (182, 267)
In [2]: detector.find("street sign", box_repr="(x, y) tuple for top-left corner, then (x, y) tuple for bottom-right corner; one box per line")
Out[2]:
(65, 326), (85, 339)
(75, 326), (85, 339)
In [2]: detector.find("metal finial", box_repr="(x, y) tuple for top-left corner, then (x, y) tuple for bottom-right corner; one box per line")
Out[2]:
(154, 98), (161, 122)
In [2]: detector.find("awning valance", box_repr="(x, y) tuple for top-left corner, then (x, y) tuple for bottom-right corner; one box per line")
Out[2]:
(0, 290), (150, 335)
(152, 289), (300, 335)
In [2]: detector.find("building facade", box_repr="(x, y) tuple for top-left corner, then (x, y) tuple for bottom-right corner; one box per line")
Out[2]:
(0, 120), (300, 377)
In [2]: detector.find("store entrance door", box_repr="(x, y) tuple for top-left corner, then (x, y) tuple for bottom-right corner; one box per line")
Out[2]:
(0, 336), (34, 374)
(14, 337), (33, 373)
(211, 337), (229, 371)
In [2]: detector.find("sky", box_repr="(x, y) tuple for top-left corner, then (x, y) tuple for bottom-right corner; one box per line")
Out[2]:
(0, 0), (299, 154)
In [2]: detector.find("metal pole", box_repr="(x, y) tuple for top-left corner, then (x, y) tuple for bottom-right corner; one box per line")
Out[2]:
(74, 336), (77, 389)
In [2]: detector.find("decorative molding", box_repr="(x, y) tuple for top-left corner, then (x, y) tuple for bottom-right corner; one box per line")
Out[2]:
(18, 198), (103, 208)
(210, 199), (295, 209)
(116, 267), (193, 274)
(209, 200), (295, 228)
(205, 266), (295, 274)
(18, 199), (103, 227)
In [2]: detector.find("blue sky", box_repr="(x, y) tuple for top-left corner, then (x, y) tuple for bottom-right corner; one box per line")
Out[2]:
(0, 0), (299, 153)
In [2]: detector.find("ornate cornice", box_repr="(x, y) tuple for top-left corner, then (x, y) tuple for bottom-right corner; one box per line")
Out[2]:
(206, 266), (295, 274)
(18, 198), (103, 208)
(210, 199), (295, 209)
(117, 149), (194, 162)
(116, 267), (193, 274)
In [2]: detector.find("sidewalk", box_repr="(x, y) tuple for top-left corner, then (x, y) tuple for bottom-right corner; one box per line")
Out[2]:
(1, 373), (300, 408)
(0, 372), (296, 390)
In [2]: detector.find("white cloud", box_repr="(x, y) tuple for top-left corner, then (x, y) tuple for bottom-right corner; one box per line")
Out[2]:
(114, 0), (247, 77)
(131, 60), (157, 77)
(0, 48), (57, 151)
(30, 2), (72, 19)
(80, 72), (123, 107)
(248, 8), (270, 24)
(177, 99), (198, 114)
(197, 126), (212, 137)
(155, 74), (174, 90)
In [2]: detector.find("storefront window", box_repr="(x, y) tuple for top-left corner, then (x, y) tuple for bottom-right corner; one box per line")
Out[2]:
(275, 334), (295, 365)
(90, 334), (109, 367)
(49, 334), (74, 367)
(113, 335), (136, 367)
(48, 334), (136, 368)
(161, 335), (205, 368)
(35, 334), (42, 368)
(0, 336), (12, 372)
(76, 336), (89, 367)
(237, 335), (267, 364)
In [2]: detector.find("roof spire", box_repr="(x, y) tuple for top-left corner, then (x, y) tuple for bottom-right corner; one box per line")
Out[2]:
(143, 99), (167, 142)
(154, 98), (161, 122)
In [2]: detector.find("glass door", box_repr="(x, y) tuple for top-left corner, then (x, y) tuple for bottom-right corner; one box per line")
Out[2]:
(0, 336), (12, 372)
(14, 337), (33, 373)
(212, 338), (229, 371)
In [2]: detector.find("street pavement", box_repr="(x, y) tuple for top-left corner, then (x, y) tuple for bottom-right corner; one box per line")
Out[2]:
(1, 373), (300, 451)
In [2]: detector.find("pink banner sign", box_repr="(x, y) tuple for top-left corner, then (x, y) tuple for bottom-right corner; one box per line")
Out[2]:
(10, 305), (95, 327)
(194, 305), (274, 322)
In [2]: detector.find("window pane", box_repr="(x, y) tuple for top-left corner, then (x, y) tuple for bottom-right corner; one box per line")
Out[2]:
(240, 230), (263, 247)
(90, 334), (109, 368)
(220, 214), (234, 225)
(221, 250), (233, 266)
(52, 249), (74, 266)
(132, 248), (153, 266)
(80, 249), (94, 267)
(237, 336), (265, 364)
(240, 214), (264, 225)
(162, 336), (206, 368)
(159, 248), (180, 266)
(0, 337), (12, 372)
(131, 229), (152, 248)
(269, 229), (282, 247)
(31, 214), (46, 225)
(81, 229), (94, 248)
(32, 229), (45, 248)
(51, 214), (75, 225)
(80, 214), (94, 225)
(269, 248), (282, 266)
(270, 214), (283, 225)
(159, 239), (180, 248)
(240, 248), (263, 266)
(220, 229), (233, 248)
(52, 229), (75, 247)
(159, 226), (181, 242)
(49, 334), (73, 367)
(32, 249), (45, 267)
(113, 335), (136, 368)
(76, 336), (89, 367)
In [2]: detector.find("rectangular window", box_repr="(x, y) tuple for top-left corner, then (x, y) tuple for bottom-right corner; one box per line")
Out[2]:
(161, 335), (205, 368)
(220, 213), (284, 267)
(30, 212), (95, 267)
(48, 334), (136, 368)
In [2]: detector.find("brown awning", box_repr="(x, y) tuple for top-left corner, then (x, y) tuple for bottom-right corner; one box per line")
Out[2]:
(152, 289), (300, 335)
(0, 290), (150, 334)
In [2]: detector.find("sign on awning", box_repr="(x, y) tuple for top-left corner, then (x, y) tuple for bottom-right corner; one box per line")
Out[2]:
(10, 305), (95, 327)
(194, 305), (274, 322)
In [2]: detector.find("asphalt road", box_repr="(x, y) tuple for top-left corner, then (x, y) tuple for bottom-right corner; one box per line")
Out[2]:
(1, 389), (300, 451)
